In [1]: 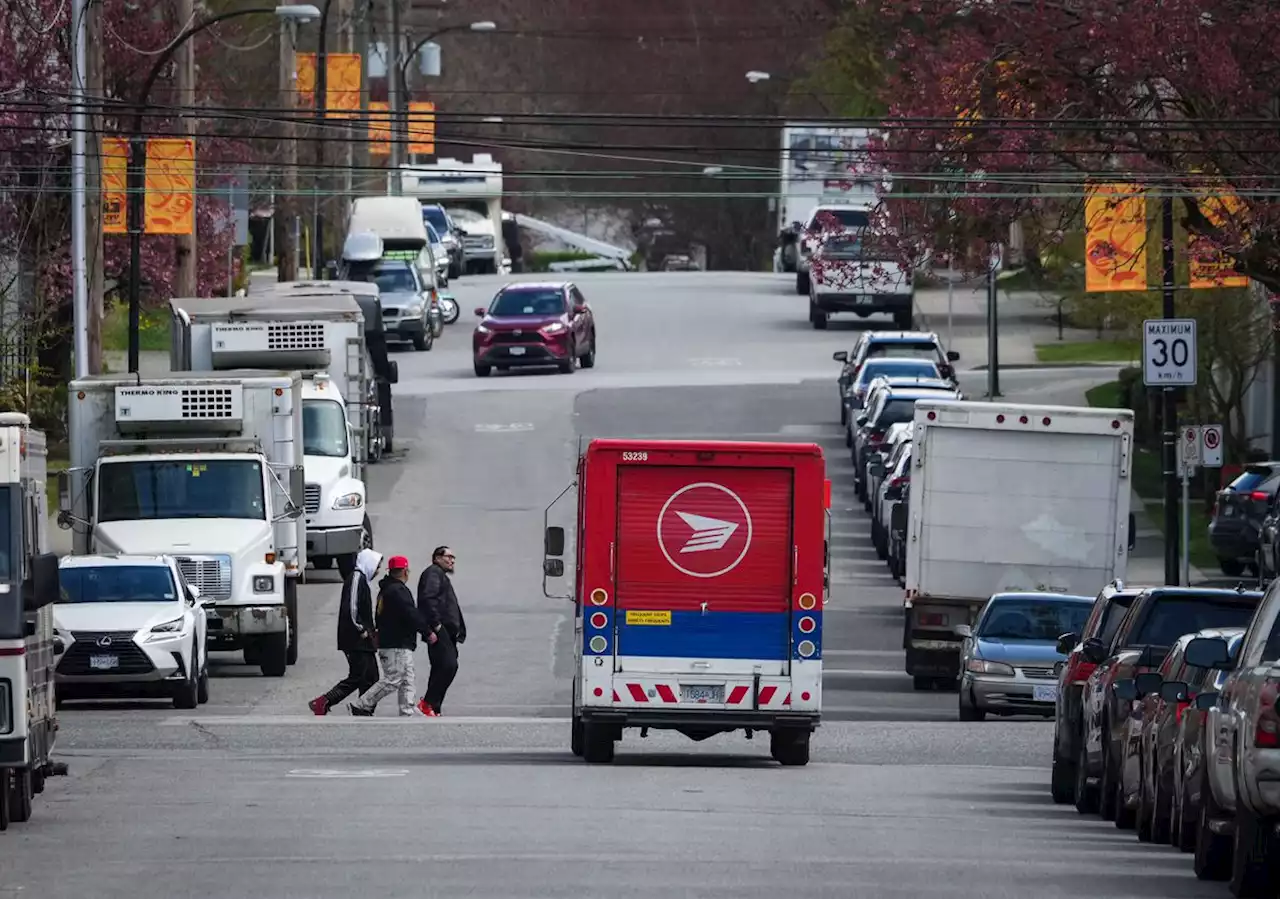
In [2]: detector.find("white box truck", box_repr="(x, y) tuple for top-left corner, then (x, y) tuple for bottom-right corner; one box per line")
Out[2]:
(59, 372), (307, 677)
(169, 294), (373, 577)
(902, 399), (1136, 688)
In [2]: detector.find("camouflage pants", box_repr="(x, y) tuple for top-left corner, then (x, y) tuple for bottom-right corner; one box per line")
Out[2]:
(351, 649), (416, 715)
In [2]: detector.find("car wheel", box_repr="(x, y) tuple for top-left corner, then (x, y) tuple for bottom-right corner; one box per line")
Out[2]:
(1075, 741), (1100, 814)
(840, 403), (847, 427)
(1176, 769), (1198, 852)
(1152, 768), (1173, 844)
(581, 334), (596, 369)
(770, 728), (810, 766)
(413, 329), (431, 352)
(1220, 558), (1246, 577)
(285, 581), (299, 667)
(258, 633), (288, 678)
(559, 344), (576, 374)
(958, 687), (985, 721)
(1051, 746), (1076, 805)
(0, 768), (9, 831)
(197, 649), (210, 705)
(796, 270), (810, 295)
(571, 704), (584, 758)
(1136, 753), (1154, 841)
(1195, 783), (1232, 880)
(1099, 737), (1118, 820)
(173, 642), (200, 709)
(474, 362), (491, 377)
(812, 307), (828, 330)
(582, 722), (615, 764)
(1114, 759), (1137, 830)
(1230, 806), (1279, 897)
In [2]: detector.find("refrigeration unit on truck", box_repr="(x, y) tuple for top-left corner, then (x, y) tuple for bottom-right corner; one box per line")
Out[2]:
(59, 373), (307, 677)
(542, 439), (830, 766)
(265, 279), (399, 456)
(903, 399), (1136, 689)
(169, 294), (374, 577)
(0, 412), (63, 830)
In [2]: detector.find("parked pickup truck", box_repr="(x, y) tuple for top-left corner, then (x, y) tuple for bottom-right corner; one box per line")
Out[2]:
(1183, 590), (1280, 896)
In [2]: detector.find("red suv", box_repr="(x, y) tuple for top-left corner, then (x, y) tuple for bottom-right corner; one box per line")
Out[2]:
(473, 282), (598, 377)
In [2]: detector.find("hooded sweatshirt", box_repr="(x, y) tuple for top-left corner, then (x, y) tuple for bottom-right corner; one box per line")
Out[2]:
(337, 549), (382, 652)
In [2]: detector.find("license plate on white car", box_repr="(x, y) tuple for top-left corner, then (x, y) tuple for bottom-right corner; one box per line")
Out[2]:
(508, 347), (526, 356)
(680, 684), (724, 704)
(89, 654), (119, 671)
(1033, 685), (1058, 702)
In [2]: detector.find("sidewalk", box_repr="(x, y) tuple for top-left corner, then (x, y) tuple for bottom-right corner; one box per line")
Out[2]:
(1126, 488), (1212, 587)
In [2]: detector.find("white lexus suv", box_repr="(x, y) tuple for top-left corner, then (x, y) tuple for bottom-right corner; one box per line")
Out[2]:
(54, 554), (211, 709)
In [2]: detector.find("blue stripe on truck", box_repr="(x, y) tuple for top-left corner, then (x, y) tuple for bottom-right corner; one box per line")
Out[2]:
(615, 611), (795, 660)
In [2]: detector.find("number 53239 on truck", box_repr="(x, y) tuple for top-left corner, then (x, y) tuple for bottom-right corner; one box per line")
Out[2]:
(543, 439), (830, 766)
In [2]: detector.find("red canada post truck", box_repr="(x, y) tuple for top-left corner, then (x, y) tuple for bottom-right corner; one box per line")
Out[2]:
(542, 439), (829, 765)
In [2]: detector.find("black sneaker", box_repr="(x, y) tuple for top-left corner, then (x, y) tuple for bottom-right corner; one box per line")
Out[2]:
(347, 704), (374, 716)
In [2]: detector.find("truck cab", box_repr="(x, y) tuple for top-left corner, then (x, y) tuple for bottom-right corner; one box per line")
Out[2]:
(0, 412), (65, 829)
(62, 373), (306, 677)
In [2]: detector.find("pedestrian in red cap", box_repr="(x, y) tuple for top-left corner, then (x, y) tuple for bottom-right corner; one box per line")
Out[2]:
(348, 555), (433, 717)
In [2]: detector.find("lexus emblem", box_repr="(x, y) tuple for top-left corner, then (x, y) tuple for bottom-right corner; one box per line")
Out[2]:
(96, 636), (113, 647)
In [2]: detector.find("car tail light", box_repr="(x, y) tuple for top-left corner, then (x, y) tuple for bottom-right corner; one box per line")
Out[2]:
(1175, 699), (1191, 725)
(888, 475), (908, 490)
(1256, 684), (1280, 748)
(1252, 491), (1270, 502)
(867, 430), (886, 445)
(918, 612), (947, 627)
(1065, 657), (1096, 686)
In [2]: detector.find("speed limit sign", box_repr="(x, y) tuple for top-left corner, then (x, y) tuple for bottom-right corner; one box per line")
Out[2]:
(1143, 319), (1197, 386)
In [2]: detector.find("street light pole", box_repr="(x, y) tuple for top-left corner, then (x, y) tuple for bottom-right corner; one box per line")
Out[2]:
(313, 0), (334, 277)
(123, 5), (320, 372)
(70, 0), (89, 378)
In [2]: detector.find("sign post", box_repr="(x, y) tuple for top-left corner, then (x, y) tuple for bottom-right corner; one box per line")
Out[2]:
(1145, 317), (1198, 584)
(1178, 426), (1202, 586)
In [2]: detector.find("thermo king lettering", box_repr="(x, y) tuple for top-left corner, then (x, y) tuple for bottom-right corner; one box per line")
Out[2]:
(118, 388), (179, 396)
(625, 610), (672, 626)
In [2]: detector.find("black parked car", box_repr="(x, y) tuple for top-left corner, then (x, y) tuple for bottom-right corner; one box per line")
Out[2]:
(1209, 464), (1280, 577)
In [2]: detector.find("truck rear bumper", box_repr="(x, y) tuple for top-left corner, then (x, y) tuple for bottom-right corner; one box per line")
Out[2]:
(307, 526), (362, 557)
(812, 291), (912, 314)
(581, 707), (819, 730)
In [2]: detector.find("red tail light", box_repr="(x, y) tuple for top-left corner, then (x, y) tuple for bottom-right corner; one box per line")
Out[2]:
(0, 645), (24, 657)
(1175, 701), (1190, 724)
(918, 612), (947, 627)
(1256, 685), (1280, 748)
(867, 431), (886, 445)
(888, 475), (909, 489)
(1252, 491), (1270, 502)
(1065, 657), (1095, 686)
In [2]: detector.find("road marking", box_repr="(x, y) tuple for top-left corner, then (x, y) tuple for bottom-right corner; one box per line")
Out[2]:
(286, 768), (410, 778)
(160, 716), (566, 726)
(474, 423), (534, 432)
(689, 358), (742, 367)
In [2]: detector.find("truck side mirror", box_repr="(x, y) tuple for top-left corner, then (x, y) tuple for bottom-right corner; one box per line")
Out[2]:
(1056, 632), (1079, 655)
(1159, 681), (1190, 703)
(1184, 636), (1232, 670)
(288, 466), (306, 517)
(56, 470), (72, 530)
(833, 351), (848, 363)
(1128, 513), (1136, 551)
(947, 350), (960, 361)
(1135, 672), (1163, 697)
(543, 559), (564, 578)
(545, 526), (565, 556)
(25, 552), (60, 611)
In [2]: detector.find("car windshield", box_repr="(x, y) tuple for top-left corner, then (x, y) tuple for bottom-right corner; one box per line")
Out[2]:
(856, 359), (941, 386)
(490, 289), (565, 317)
(979, 598), (1091, 641)
(98, 459), (267, 522)
(373, 264), (418, 295)
(58, 565), (177, 603)
(867, 342), (942, 360)
(303, 399), (349, 458)
(448, 207), (487, 225)
(1098, 595), (1137, 646)
(875, 398), (929, 426)
(421, 207), (449, 232)
(1135, 597), (1261, 647)
(812, 209), (871, 229)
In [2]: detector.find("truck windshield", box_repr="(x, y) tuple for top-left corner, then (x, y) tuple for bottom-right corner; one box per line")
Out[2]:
(1135, 597), (1260, 647)
(303, 399), (349, 458)
(58, 565), (177, 603)
(98, 459), (267, 522)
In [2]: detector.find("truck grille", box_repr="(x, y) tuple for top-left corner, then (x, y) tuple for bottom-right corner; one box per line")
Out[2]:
(305, 483), (322, 514)
(58, 632), (155, 676)
(464, 235), (494, 251)
(175, 555), (232, 600)
(180, 387), (236, 419)
(267, 323), (326, 350)
(1019, 666), (1056, 680)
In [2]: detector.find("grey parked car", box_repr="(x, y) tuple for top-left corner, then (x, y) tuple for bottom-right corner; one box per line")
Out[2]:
(956, 591), (1094, 721)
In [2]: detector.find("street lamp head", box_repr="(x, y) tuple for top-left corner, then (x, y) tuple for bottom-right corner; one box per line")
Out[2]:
(745, 70), (770, 83)
(274, 4), (322, 22)
(469, 20), (497, 31)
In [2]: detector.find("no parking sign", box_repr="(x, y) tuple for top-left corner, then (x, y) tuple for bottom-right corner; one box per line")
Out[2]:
(1201, 424), (1224, 468)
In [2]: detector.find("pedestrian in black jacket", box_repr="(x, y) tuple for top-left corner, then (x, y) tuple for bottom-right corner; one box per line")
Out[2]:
(415, 545), (466, 716)
(349, 555), (433, 717)
(309, 548), (382, 715)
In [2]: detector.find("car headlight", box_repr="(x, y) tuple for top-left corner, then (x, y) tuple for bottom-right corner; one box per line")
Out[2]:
(406, 303), (423, 317)
(476, 324), (490, 334)
(0, 679), (10, 735)
(541, 322), (566, 334)
(146, 617), (186, 641)
(253, 575), (275, 594)
(966, 658), (1015, 676)
(332, 492), (363, 510)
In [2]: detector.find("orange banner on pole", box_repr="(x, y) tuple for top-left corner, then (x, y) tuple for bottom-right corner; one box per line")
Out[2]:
(368, 102), (391, 156)
(102, 136), (128, 234)
(296, 53), (363, 117)
(1190, 191), (1249, 289)
(407, 101), (436, 155)
(1084, 183), (1148, 293)
(144, 138), (196, 235)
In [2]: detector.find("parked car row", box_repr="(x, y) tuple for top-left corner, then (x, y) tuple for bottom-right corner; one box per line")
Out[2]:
(1048, 577), (1280, 897)
(830, 330), (962, 587)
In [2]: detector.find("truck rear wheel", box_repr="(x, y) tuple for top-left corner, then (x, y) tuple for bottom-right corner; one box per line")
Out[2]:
(0, 768), (10, 831)
(571, 711), (584, 757)
(582, 723), (614, 763)
(259, 633), (288, 677)
(770, 729), (810, 766)
(285, 581), (299, 666)
(9, 767), (32, 823)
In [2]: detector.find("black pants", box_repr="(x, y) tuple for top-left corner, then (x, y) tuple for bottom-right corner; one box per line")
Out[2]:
(422, 631), (459, 712)
(322, 650), (379, 705)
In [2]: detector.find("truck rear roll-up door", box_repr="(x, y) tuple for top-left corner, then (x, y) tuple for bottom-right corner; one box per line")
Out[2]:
(614, 466), (793, 672)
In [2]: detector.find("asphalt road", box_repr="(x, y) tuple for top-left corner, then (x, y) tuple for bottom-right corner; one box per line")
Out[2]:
(8, 272), (1215, 898)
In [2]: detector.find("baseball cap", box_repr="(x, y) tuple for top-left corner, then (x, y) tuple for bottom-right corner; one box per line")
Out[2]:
(388, 555), (409, 570)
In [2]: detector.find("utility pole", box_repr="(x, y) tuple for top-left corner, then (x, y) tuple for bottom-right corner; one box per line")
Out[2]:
(278, 19), (299, 282)
(174, 0), (198, 297)
(313, 0), (331, 280)
(387, 0), (402, 194)
(1161, 193), (1180, 584)
(986, 243), (1001, 398)
(70, 0), (89, 378)
(85, 0), (104, 373)
(340, 0), (355, 228)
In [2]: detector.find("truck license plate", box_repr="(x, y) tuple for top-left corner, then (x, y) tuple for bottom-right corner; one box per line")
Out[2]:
(1033, 685), (1058, 703)
(508, 347), (526, 356)
(680, 684), (724, 704)
(89, 654), (119, 671)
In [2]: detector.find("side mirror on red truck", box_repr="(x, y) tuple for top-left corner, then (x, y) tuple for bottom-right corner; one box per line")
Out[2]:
(545, 526), (565, 556)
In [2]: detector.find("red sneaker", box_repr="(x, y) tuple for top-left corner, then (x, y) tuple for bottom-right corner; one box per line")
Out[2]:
(417, 699), (439, 717)
(308, 696), (329, 716)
